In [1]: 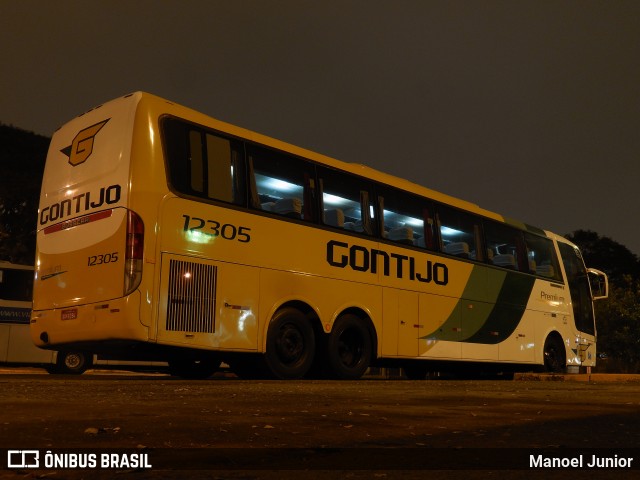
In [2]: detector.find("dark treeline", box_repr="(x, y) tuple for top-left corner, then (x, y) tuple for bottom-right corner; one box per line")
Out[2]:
(0, 123), (49, 265)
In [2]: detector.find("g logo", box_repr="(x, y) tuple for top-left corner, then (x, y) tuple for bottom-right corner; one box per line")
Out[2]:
(61, 119), (110, 166)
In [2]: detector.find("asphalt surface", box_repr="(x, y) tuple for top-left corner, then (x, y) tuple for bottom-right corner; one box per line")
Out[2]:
(1, 367), (640, 479)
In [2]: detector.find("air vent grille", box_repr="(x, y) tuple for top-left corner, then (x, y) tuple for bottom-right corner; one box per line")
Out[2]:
(166, 259), (216, 333)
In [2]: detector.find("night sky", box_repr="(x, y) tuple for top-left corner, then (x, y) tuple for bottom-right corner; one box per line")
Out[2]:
(2, 1), (639, 255)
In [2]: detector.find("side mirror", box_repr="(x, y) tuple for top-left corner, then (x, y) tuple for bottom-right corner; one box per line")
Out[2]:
(588, 268), (609, 300)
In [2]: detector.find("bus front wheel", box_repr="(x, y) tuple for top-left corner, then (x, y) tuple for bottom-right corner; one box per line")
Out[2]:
(264, 307), (315, 379)
(326, 314), (372, 380)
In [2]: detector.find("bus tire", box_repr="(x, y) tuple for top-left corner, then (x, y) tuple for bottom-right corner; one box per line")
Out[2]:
(54, 351), (92, 375)
(326, 314), (372, 380)
(264, 307), (315, 379)
(169, 351), (221, 379)
(543, 335), (566, 373)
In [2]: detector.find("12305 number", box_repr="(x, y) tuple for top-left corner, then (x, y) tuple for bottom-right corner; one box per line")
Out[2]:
(182, 215), (251, 243)
(88, 252), (119, 266)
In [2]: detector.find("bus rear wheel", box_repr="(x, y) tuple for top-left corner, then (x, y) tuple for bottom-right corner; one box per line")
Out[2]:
(543, 335), (566, 373)
(264, 307), (315, 379)
(326, 314), (372, 380)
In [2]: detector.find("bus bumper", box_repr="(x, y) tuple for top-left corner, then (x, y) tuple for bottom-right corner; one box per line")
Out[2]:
(30, 292), (148, 349)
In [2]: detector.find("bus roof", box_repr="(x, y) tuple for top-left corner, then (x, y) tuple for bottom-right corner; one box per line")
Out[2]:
(81, 92), (560, 239)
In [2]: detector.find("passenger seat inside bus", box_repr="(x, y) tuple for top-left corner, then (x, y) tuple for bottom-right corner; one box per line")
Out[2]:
(536, 263), (555, 278)
(324, 209), (345, 228)
(344, 220), (368, 233)
(492, 253), (517, 269)
(262, 198), (302, 218)
(443, 242), (469, 258)
(387, 226), (414, 245)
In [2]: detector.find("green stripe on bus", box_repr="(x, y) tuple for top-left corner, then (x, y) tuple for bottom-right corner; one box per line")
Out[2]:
(454, 266), (506, 339)
(420, 265), (504, 342)
(462, 272), (536, 344)
(420, 267), (536, 344)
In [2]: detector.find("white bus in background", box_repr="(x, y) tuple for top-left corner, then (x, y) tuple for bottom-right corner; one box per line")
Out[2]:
(0, 261), (72, 372)
(1, 261), (165, 374)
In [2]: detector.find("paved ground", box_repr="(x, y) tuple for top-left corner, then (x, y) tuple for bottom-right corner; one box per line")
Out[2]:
(1, 368), (640, 479)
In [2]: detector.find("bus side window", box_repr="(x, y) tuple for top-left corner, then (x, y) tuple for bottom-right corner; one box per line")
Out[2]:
(484, 221), (530, 271)
(191, 131), (245, 205)
(205, 134), (234, 203)
(436, 205), (481, 260)
(377, 186), (435, 249)
(163, 119), (245, 206)
(318, 167), (375, 236)
(248, 146), (315, 222)
(524, 233), (562, 280)
(188, 130), (204, 193)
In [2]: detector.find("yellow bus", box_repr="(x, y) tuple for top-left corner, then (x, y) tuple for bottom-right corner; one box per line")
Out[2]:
(31, 92), (608, 379)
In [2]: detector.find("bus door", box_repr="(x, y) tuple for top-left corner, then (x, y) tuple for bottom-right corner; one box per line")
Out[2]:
(382, 289), (461, 359)
(557, 243), (596, 365)
(382, 288), (415, 357)
(398, 290), (422, 356)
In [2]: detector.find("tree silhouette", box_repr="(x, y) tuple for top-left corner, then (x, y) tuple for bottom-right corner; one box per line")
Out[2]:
(593, 276), (640, 372)
(566, 229), (640, 282)
(0, 124), (49, 265)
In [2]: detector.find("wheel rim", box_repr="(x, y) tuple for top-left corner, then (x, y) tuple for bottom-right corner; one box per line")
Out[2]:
(65, 353), (82, 369)
(338, 328), (363, 368)
(276, 323), (305, 365)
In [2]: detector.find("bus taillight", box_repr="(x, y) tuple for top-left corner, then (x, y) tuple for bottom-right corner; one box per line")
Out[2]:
(124, 210), (144, 296)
